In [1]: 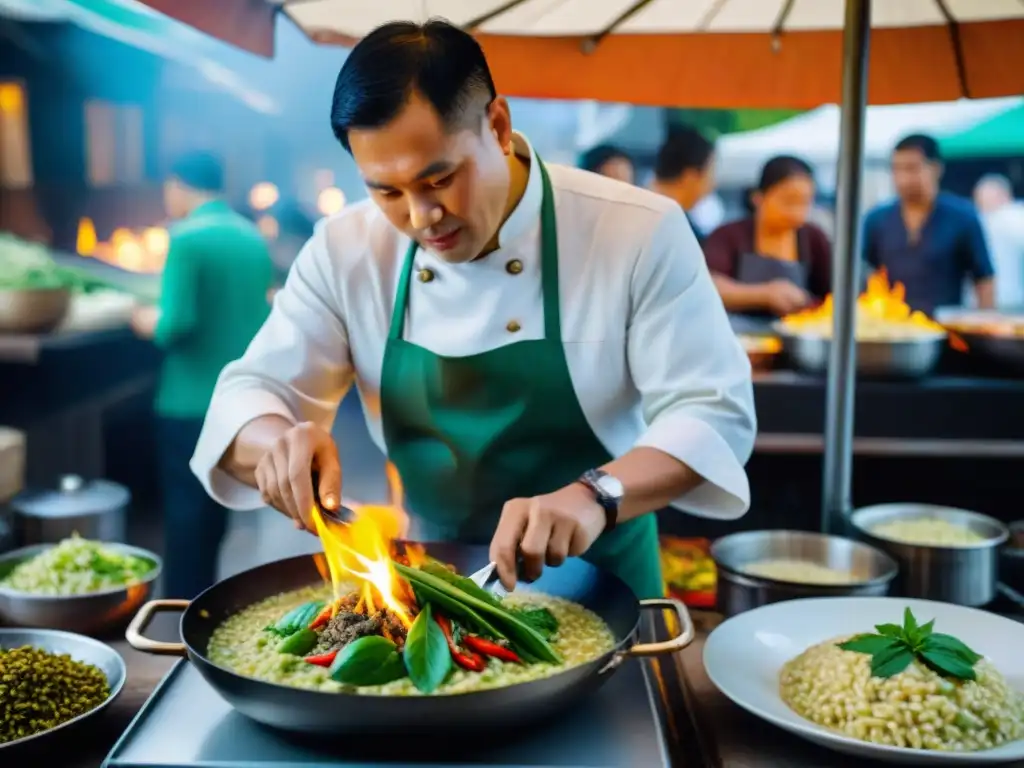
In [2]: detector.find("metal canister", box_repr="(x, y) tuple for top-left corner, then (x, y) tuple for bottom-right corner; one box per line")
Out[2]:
(851, 504), (1008, 607)
(11, 475), (130, 546)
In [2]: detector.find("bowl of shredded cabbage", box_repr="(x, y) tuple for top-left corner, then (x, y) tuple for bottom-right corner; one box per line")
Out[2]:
(0, 536), (160, 635)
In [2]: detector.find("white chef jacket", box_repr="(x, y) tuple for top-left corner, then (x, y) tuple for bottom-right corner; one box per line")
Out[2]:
(191, 133), (757, 521)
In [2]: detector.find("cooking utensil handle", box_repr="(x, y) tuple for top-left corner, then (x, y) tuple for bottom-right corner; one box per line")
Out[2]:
(625, 597), (695, 657)
(125, 598), (190, 656)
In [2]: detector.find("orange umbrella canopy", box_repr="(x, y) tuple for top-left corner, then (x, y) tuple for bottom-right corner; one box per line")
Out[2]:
(139, 0), (1024, 108)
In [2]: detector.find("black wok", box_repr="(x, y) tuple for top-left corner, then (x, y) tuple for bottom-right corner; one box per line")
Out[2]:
(125, 543), (692, 736)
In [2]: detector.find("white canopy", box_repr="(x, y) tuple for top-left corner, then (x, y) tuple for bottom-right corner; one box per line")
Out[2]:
(715, 97), (1023, 189)
(280, 0), (1023, 36)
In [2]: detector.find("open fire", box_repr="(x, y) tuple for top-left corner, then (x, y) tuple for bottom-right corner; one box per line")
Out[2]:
(310, 462), (424, 630)
(780, 268), (944, 337)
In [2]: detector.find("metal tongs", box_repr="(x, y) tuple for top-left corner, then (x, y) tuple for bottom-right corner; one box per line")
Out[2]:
(468, 557), (532, 597)
(311, 471), (352, 525)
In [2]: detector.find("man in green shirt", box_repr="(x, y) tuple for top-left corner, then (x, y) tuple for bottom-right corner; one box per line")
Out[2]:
(131, 151), (273, 598)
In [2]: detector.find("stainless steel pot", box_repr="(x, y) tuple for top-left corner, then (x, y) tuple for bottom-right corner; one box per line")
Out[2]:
(773, 325), (945, 378)
(850, 504), (1008, 607)
(0, 542), (161, 634)
(710, 530), (898, 617)
(0, 287), (71, 333)
(11, 475), (129, 546)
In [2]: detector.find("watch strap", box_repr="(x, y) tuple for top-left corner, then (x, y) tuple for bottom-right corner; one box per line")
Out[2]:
(578, 469), (619, 532)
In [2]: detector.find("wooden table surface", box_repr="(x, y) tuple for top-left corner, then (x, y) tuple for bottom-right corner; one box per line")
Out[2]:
(677, 612), (1024, 768)
(9, 640), (176, 768)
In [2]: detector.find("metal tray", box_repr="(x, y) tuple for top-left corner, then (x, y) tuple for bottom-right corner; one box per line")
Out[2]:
(103, 644), (672, 767)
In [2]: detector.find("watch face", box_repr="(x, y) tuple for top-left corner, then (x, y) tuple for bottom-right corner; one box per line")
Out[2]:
(595, 473), (624, 501)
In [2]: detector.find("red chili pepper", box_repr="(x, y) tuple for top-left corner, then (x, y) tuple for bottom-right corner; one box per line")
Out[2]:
(309, 604), (334, 630)
(435, 613), (487, 672)
(304, 650), (338, 667)
(463, 635), (521, 664)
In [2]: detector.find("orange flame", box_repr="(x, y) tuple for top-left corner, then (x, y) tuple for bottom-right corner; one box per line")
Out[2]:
(781, 268), (944, 334)
(310, 462), (415, 627)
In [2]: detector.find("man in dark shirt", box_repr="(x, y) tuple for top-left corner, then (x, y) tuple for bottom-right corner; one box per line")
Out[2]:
(862, 134), (995, 315)
(651, 126), (716, 243)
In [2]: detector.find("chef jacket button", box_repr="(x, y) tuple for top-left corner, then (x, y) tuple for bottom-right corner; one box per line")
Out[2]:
(417, 268), (435, 283)
(505, 259), (523, 275)
(506, 320), (521, 333)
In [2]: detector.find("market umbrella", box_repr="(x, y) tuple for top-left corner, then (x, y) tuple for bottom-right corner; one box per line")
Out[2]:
(133, 0), (1024, 533)
(940, 103), (1024, 159)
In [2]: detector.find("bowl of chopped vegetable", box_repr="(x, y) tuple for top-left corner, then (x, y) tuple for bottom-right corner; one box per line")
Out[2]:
(0, 537), (161, 635)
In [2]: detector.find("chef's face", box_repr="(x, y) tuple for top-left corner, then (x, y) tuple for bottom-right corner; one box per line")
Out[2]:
(892, 148), (941, 204)
(349, 92), (513, 263)
(163, 178), (190, 220)
(755, 173), (814, 231)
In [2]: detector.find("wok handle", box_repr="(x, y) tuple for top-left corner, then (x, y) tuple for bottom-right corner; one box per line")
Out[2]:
(125, 599), (190, 656)
(625, 597), (695, 658)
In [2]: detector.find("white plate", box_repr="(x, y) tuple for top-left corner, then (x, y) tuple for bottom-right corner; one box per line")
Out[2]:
(704, 597), (1024, 765)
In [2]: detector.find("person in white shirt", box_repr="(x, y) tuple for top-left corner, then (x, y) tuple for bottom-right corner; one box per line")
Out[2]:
(974, 174), (1024, 308)
(189, 19), (756, 599)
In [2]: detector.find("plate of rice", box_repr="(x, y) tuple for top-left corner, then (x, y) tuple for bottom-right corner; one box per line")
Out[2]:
(703, 597), (1024, 764)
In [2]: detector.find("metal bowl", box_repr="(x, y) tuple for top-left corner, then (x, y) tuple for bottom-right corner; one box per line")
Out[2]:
(851, 504), (1008, 607)
(937, 308), (1024, 373)
(710, 530), (898, 617)
(0, 287), (71, 333)
(773, 324), (946, 378)
(0, 627), (125, 750)
(0, 543), (161, 634)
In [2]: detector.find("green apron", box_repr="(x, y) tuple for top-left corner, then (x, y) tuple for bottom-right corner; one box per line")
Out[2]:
(378, 160), (664, 599)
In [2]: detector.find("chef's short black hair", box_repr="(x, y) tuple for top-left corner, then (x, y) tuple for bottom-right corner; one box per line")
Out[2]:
(654, 126), (714, 182)
(579, 144), (633, 174)
(330, 19), (498, 152)
(894, 133), (942, 163)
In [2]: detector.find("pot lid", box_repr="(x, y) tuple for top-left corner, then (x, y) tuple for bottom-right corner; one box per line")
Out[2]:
(11, 475), (130, 518)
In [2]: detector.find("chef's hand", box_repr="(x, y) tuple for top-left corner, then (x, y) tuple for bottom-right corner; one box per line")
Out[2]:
(490, 483), (606, 591)
(761, 279), (810, 316)
(254, 421), (341, 532)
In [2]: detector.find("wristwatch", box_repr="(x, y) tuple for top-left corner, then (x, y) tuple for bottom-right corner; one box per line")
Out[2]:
(576, 469), (624, 532)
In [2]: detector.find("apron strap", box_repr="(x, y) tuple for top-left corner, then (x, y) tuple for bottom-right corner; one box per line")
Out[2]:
(389, 239), (419, 341)
(389, 157), (562, 343)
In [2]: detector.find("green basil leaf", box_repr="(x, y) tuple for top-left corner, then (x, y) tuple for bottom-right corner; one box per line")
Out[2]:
(278, 627), (319, 656)
(920, 648), (977, 681)
(403, 604), (452, 694)
(329, 636), (406, 686)
(903, 607), (919, 637)
(837, 634), (899, 655)
(924, 634), (983, 666)
(874, 623), (903, 639)
(511, 607), (560, 640)
(870, 645), (915, 678)
(916, 618), (935, 640)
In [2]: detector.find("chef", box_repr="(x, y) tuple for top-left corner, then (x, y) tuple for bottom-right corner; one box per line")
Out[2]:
(190, 19), (756, 600)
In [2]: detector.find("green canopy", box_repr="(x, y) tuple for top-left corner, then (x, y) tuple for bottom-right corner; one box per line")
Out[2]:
(940, 103), (1024, 159)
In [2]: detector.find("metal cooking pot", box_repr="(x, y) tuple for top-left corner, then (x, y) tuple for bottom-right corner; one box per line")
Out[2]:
(0, 287), (71, 333)
(851, 504), (1008, 607)
(125, 544), (693, 736)
(11, 475), (129, 546)
(711, 530), (898, 617)
(773, 325), (945, 378)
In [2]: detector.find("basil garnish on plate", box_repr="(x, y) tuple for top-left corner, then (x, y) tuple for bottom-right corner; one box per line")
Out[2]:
(837, 607), (983, 681)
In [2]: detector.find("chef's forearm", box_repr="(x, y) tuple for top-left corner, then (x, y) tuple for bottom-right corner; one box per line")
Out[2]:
(218, 414), (294, 486)
(599, 447), (702, 521)
(711, 274), (769, 312)
(974, 278), (996, 309)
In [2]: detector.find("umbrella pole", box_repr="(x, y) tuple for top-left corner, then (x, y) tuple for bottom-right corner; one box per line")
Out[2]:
(821, 0), (871, 534)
